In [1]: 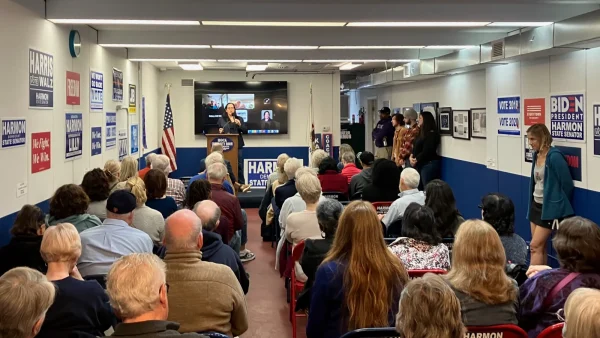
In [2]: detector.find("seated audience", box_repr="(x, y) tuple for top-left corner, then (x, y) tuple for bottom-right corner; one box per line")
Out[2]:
(164, 210), (248, 336)
(340, 151), (361, 184)
(307, 201), (408, 338)
(396, 273), (465, 338)
(47, 184), (102, 233)
(425, 180), (464, 238)
(144, 169), (179, 219)
(194, 200), (249, 294)
(317, 156), (348, 197)
(188, 152), (235, 195)
(389, 203), (450, 270)
(38, 223), (114, 337)
(296, 199), (343, 311)
(186, 179), (231, 243)
(78, 190), (153, 277)
(380, 168), (425, 228)
(349, 151), (374, 199)
(81, 168), (110, 221)
(337, 144), (355, 171)
(519, 217), (600, 337)
(0, 205), (47, 276)
(267, 153), (290, 188)
(106, 253), (209, 337)
(123, 176), (165, 245)
(361, 159), (401, 203)
(114, 156), (139, 191)
(444, 220), (519, 326)
(563, 288), (600, 338)
(0, 267), (56, 338)
(480, 193), (528, 266)
(274, 157), (303, 210)
(152, 155), (186, 208)
(138, 153), (156, 179)
(104, 159), (121, 193)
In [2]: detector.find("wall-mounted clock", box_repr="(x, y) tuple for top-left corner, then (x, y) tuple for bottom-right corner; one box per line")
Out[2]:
(69, 30), (81, 58)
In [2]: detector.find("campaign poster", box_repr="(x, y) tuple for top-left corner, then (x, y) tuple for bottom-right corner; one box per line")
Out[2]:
(594, 104), (600, 156)
(105, 112), (117, 150)
(213, 136), (234, 152)
(66, 71), (80, 105)
(130, 124), (139, 154)
(118, 129), (128, 161)
(497, 96), (521, 136)
(524, 136), (533, 163)
(65, 113), (83, 160)
(90, 71), (104, 111)
(524, 98), (545, 126)
(556, 146), (582, 182)
(91, 127), (102, 156)
(314, 133), (322, 150)
(550, 94), (584, 141)
(1, 118), (26, 148)
(31, 132), (51, 173)
(29, 49), (54, 108)
(323, 133), (333, 157)
(245, 158), (304, 189)
(112, 68), (123, 102)
(128, 84), (136, 114)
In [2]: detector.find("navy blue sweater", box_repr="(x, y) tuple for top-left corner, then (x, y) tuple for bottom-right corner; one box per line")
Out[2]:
(201, 230), (249, 294)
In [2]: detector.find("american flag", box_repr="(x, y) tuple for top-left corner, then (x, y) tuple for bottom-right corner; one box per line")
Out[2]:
(161, 94), (177, 171)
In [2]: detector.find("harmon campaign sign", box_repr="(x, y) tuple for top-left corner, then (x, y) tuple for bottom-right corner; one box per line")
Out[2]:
(65, 113), (83, 160)
(106, 112), (117, 150)
(90, 71), (104, 111)
(497, 96), (521, 136)
(1, 118), (26, 148)
(556, 146), (582, 182)
(29, 49), (54, 108)
(244, 158), (304, 189)
(551, 94), (584, 141)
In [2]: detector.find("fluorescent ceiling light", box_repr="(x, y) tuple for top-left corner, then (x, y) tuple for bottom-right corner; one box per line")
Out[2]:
(320, 46), (424, 49)
(202, 21), (346, 27)
(304, 60), (388, 63)
(217, 59), (301, 63)
(246, 64), (268, 71)
(488, 22), (553, 27)
(213, 45), (318, 50)
(424, 45), (477, 49)
(387, 59), (420, 62)
(128, 58), (216, 62)
(179, 63), (204, 71)
(49, 19), (199, 25)
(101, 44), (210, 49)
(347, 22), (489, 27)
(339, 63), (361, 70)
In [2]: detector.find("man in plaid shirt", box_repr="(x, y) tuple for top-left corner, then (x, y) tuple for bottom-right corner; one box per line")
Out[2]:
(152, 155), (186, 208)
(399, 109), (421, 167)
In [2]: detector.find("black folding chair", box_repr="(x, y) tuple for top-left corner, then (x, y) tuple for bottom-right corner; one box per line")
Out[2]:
(323, 191), (349, 202)
(340, 327), (401, 338)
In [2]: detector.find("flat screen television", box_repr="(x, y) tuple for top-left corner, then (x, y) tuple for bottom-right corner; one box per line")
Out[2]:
(194, 81), (289, 135)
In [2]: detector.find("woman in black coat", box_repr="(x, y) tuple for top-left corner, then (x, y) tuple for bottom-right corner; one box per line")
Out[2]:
(218, 103), (248, 185)
(361, 159), (401, 203)
(409, 111), (441, 190)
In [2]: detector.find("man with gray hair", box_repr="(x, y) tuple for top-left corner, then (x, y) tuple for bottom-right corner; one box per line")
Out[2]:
(341, 151), (361, 184)
(380, 168), (425, 229)
(188, 152), (235, 195)
(198, 143), (251, 193)
(163, 210), (248, 336)
(194, 200), (249, 294)
(138, 153), (156, 179)
(152, 154), (186, 208)
(106, 253), (208, 337)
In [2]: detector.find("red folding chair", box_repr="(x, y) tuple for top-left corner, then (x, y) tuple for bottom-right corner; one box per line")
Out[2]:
(467, 325), (528, 338)
(407, 269), (447, 279)
(371, 202), (392, 215)
(290, 241), (307, 338)
(537, 323), (564, 338)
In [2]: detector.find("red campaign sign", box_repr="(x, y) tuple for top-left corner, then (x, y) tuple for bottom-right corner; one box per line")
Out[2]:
(524, 98), (545, 126)
(66, 71), (81, 105)
(31, 132), (51, 173)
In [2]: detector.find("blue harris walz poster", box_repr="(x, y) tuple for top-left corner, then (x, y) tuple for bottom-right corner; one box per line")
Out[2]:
(29, 49), (54, 108)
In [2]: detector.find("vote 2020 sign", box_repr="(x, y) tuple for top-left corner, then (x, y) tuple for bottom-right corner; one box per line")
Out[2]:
(497, 96), (521, 136)
(65, 113), (83, 160)
(244, 158), (304, 189)
(550, 94), (584, 141)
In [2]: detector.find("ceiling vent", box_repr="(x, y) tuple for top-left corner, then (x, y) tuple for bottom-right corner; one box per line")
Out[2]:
(181, 79), (194, 87)
(491, 39), (505, 60)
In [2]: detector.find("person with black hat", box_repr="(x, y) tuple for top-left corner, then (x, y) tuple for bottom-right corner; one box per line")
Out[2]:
(78, 190), (153, 278)
(372, 107), (394, 160)
(349, 151), (374, 199)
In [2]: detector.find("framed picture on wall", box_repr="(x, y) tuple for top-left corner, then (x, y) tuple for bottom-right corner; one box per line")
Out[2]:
(471, 108), (487, 139)
(451, 110), (471, 140)
(438, 107), (453, 136)
(420, 102), (439, 122)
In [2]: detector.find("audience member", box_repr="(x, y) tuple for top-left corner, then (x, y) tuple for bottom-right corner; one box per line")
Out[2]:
(0, 205), (47, 276)
(317, 156), (348, 196)
(123, 176), (165, 244)
(267, 153), (290, 188)
(38, 223), (115, 337)
(562, 288), (600, 338)
(373, 107), (394, 160)
(391, 113), (407, 168)
(361, 159), (401, 203)
(138, 153), (156, 179)
(188, 152), (235, 195)
(81, 168), (110, 221)
(0, 267), (56, 338)
(340, 151), (361, 184)
(194, 200), (249, 294)
(274, 157), (303, 210)
(120, 156), (139, 182)
(200, 143), (251, 192)
(349, 151), (374, 199)
(425, 180), (463, 238)
(380, 168), (425, 228)
(519, 217), (600, 337)
(526, 123), (574, 266)
(480, 193), (528, 266)
(47, 184), (102, 233)
(106, 253), (209, 337)
(186, 180), (231, 243)
(164, 210), (248, 336)
(104, 159), (121, 193)
(78, 190), (153, 277)
(307, 201), (408, 338)
(152, 155), (186, 208)
(444, 220), (519, 326)
(388, 203), (450, 270)
(296, 199), (343, 311)
(144, 169), (179, 219)
(399, 108), (420, 166)
(410, 111), (441, 189)
(337, 144), (355, 171)
(395, 273), (465, 338)
(310, 149), (328, 174)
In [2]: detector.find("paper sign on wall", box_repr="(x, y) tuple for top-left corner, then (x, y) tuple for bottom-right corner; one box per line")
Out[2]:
(524, 98), (545, 126)
(91, 127), (102, 156)
(556, 146), (582, 182)
(31, 132), (51, 173)
(66, 71), (80, 105)
(65, 113), (83, 160)
(112, 68), (123, 102)
(106, 112), (117, 150)
(90, 71), (104, 111)
(130, 124), (139, 154)
(497, 96), (521, 136)
(128, 84), (136, 114)
(29, 49), (54, 108)
(118, 129), (128, 160)
(1, 118), (26, 148)
(594, 104), (600, 156)
(323, 133), (333, 157)
(524, 136), (533, 163)
(550, 94), (584, 141)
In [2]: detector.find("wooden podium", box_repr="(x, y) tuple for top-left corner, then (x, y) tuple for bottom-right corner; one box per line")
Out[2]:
(206, 134), (239, 183)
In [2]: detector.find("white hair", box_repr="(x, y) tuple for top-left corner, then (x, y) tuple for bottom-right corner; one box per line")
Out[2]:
(207, 163), (228, 181)
(145, 153), (157, 167)
(211, 143), (224, 154)
(151, 155), (171, 175)
(283, 158), (302, 179)
(341, 151), (355, 164)
(295, 173), (322, 204)
(311, 149), (328, 169)
(400, 168), (420, 189)
(205, 152), (224, 169)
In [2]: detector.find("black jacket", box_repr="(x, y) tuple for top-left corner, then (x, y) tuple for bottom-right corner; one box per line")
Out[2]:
(361, 184), (400, 203)
(274, 179), (298, 211)
(349, 167), (373, 199)
(217, 115), (247, 148)
(296, 238), (334, 311)
(201, 230), (249, 294)
(412, 129), (441, 171)
(111, 321), (208, 337)
(0, 235), (46, 276)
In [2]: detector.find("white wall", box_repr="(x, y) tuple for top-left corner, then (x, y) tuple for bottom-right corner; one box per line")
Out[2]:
(158, 70), (341, 149)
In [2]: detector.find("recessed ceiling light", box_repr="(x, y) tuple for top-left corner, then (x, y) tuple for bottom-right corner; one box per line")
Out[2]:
(101, 44), (210, 49)
(179, 63), (204, 71)
(202, 21), (346, 27)
(347, 22), (490, 27)
(488, 22), (553, 27)
(212, 45), (318, 50)
(128, 58), (216, 62)
(303, 60), (388, 63)
(319, 46), (424, 49)
(424, 46), (477, 49)
(339, 63), (361, 70)
(49, 19), (200, 25)
(217, 59), (302, 63)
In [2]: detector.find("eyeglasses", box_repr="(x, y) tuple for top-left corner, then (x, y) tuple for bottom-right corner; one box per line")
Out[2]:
(556, 308), (565, 322)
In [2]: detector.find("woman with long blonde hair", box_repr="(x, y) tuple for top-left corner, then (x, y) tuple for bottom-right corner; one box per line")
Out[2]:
(103, 159), (121, 193)
(563, 288), (600, 338)
(123, 176), (165, 244)
(307, 201), (408, 338)
(445, 219), (518, 326)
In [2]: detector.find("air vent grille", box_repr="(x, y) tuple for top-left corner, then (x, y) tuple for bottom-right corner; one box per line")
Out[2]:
(181, 79), (194, 87)
(491, 40), (505, 60)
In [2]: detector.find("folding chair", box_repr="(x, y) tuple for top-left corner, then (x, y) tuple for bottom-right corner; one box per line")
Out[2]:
(407, 269), (447, 279)
(537, 323), (564, 338)
(466, 324), (528, 338)
(340, 327), (400, 338)
(323, 191), (349, 201)
(371, 202), (392, 215)
(290, 241), (307, 338)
